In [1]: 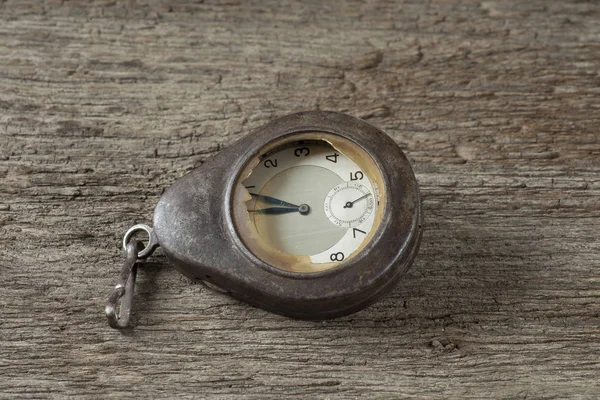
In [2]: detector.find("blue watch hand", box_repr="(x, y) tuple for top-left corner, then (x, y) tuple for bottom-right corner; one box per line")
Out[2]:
(249, 193), (299, 208)
(248, 207), (299, 215)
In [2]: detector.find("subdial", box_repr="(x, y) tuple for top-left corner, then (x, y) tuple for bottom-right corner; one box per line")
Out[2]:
(324, 181), (374, 228)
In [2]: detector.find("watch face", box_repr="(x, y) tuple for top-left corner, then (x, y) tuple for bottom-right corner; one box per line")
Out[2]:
(232, 132), (385, 273)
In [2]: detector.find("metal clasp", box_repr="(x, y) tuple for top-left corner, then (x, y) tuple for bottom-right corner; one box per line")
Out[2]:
(106, 224), (159, 329)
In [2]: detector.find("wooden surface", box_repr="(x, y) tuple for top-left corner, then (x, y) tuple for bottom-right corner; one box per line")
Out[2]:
(1, 1), (599, 398)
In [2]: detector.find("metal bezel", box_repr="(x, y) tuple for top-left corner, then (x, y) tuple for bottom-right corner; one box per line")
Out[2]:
(226, 130), (389, 279)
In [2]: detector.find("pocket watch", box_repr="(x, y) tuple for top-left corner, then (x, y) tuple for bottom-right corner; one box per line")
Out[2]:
(106, 111), (422, 328)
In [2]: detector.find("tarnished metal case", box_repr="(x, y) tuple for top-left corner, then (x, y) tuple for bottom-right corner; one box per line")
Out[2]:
(153, 111), (422, 319)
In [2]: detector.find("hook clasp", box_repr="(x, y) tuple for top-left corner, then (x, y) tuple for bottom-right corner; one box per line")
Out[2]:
(106, 224), (159, 329)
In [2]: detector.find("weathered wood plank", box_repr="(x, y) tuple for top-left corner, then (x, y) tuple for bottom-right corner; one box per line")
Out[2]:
(1, 0), (599, 398)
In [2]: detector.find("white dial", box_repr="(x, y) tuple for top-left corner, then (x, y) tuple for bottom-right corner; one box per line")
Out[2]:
(240, 139), (380, 266)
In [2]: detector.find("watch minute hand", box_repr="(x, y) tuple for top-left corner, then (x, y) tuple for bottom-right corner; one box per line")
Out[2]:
(249, 193), (299, 208)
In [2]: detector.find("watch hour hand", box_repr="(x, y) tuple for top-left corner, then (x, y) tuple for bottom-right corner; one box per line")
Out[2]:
(249, 207), (299, 215)
(248, 204), (311, 216)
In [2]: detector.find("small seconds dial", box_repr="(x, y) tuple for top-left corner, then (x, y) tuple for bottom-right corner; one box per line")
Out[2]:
(324, 182), (374, 228)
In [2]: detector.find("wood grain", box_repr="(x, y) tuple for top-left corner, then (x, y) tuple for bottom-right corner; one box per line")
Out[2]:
(1, 1), (599, 398)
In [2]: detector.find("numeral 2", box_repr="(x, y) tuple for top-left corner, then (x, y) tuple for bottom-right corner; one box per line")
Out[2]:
(264, 159), (278, 168)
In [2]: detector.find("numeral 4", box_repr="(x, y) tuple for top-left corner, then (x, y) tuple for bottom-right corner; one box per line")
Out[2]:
(326, 153), (339, 163)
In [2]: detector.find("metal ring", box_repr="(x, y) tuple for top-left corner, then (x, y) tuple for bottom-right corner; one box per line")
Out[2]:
(123, 224), (159, 259)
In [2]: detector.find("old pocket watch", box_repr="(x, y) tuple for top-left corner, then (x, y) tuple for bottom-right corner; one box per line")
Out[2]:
(106, 111), (422, 328)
